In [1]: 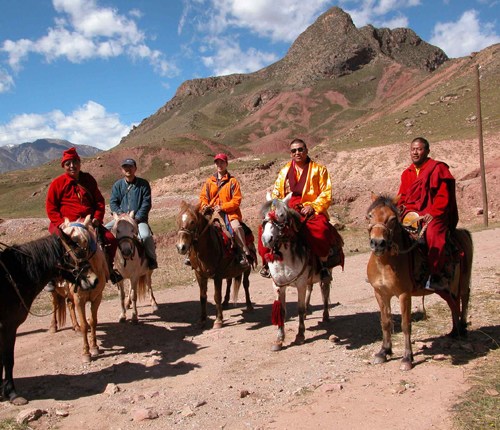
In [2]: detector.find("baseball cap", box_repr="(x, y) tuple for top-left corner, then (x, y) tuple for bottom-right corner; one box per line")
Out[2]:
(213, 153), (228, 163)
(121, 158), (136, 167)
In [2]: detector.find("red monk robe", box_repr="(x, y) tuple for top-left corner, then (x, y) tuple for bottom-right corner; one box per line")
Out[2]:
(398, 158), (458, 274)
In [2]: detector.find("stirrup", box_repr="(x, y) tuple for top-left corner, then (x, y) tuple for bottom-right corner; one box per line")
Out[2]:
(259, 265), (271, 278)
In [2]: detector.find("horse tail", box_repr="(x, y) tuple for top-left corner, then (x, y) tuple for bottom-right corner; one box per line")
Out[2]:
(231, 274), (243, 305)
(455, 228), (473, 333)
(137, 275), (148, 302)
(54, 293), (67, 328)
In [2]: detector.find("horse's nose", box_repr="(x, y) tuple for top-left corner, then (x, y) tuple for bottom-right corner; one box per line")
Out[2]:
(370, 238), (386, 252)
(176, 243), (187, 255)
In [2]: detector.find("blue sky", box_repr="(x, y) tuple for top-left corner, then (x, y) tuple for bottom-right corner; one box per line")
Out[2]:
(1, 0), (499, 150)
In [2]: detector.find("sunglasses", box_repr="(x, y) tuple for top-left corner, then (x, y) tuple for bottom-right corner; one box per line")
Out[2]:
(290, 147), (305, 154)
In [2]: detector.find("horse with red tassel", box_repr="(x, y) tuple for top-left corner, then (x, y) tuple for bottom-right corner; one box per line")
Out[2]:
(260, 194), (344, 351)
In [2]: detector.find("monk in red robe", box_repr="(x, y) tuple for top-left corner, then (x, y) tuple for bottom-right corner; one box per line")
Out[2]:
(398, 137), (458, 290)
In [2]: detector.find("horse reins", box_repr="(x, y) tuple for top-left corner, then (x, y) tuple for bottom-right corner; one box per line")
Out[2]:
(368, 217), (428, 255)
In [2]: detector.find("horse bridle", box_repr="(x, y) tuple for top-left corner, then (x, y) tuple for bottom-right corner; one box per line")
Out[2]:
(114, 219), (139, 262)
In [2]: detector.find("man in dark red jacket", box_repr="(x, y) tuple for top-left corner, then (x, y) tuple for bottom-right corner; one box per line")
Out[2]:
(398, 137), (458, 291)
(46, 147), (122, 289)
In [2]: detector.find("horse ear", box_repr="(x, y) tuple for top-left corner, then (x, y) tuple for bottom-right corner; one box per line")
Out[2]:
(129, 211), (135, 219)
(83, 214), (92, 226)
(393, 195), (401, 205)
(266, 191), (272, 202)
(283, 192), (293, 205)
(371, 192), (378, 202)
(63, 217), (70, 227)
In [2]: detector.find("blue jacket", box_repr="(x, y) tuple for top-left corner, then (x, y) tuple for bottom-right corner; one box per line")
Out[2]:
(110, 177), (152, 223)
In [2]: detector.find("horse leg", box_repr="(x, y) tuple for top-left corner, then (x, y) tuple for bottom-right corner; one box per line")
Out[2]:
(320, 280), (331, 323)
(373, 289), (393, 365)
(399, 293), (414, 371)
(223, 278), (232, 309)
(147, 273), (159, 312)
(305, 283), (313, 316)
(117, 280), (127, 323)
(49, 292), (59, 333)
(2, 327), (28, 405)
(74, 296), (91, 362)
(129, 280), (139, 324)
(88, 294), (102, 357)
(196, 273), (208, 328)
(242, 269), (253, 312)
(294, 285), (307, 345)
(271, 287), (287, 351)
(213, 277), (223, 329)
(66, 297), (80, 332)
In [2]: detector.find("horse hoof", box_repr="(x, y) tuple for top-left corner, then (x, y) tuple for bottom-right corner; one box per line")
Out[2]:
(400, 360), (413, 371)
(293, 336), (305, 345)
(372, 354), (387, 365)
(213, 321), (223, 329)
(151, 303), (159, 313)
(119, 317), (126, 323)
(271, 342), (283, 352)
(222, 301), (229, 310)
(82, 354), (92, 363)
(131, 318), (139, 325)
(10, 395), (28, 406)
(49, 326), (57, 334)
(90, 348), (99, 357)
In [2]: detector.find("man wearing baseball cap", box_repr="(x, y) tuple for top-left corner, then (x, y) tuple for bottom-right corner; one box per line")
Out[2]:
(45, 147), (123, 290)
(108, 158), (157, 269)
(198, 153), (252, 267)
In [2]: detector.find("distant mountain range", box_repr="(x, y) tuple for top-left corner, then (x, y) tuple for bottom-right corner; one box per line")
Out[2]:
(0, 139), (101, 173)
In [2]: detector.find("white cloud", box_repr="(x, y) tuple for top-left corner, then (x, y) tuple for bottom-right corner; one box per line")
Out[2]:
(0, 101), (132, 149)
(0, 69), (15, 93)
(341, 0), (420, 28)
(430, 9), (500, 57)
(201, 37), (278, 76)
(0, 0), (175, 77)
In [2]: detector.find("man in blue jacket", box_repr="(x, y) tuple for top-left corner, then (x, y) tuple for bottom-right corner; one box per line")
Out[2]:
(108, 158), (158, 269)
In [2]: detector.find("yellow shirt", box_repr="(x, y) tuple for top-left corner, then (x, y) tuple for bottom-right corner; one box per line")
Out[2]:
(271, 159), (332, 216)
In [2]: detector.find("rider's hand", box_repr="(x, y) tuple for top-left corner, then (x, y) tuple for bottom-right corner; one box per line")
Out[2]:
(300, 205), (314, 217)
(92, 218), (101, 227)
(422, 214), (434, 224)
(213, 205), (221, 213)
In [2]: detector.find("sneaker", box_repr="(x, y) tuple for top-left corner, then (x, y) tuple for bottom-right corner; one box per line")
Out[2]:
(44, 281), (56, 292)
(424, 274), (448, 291)
(320, 267), (332, 283)
(259, 265), (271, 278)
(184, 258), (192, 267)
(110, 270), (123, 284)
(148, 258), (158, 270)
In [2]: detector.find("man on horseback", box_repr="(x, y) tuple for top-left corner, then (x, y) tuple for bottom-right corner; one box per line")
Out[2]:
(398, 137), (459, 291)
(198, 153), (252, 267)
(260, 138), (337, 281)
(108, 158), (158, 270)
(45, 147), (123, 291)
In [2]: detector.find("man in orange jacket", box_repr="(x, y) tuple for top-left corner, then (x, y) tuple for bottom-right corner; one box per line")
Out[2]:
(398, 137), (458, 290)
(199, 153), (252, 266)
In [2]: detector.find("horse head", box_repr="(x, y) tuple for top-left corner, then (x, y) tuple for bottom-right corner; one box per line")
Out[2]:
(112, 211), (138, 259)
(60, 215), (100, 290)
(261, 193), (300, 249)
(176, 201), (206, 255)
(366, 193), (401, 256)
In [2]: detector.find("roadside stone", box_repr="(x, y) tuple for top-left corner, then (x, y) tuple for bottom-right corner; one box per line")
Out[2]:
(16, 408), (47, 424)
(180, 406), (195, 418)
(329, 334), (340, 343)
(105, 383), (121, 395)
(55, 409), (70, 417)
(132, 408), (159, 421)
(240, 390), (250, 398)
(432, 354), (448, 361)
(320, 383), (343, 393)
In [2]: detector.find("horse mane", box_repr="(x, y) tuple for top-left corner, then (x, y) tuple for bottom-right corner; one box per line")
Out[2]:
(1, 235), (63, 283)
(367, 194), (400, 221)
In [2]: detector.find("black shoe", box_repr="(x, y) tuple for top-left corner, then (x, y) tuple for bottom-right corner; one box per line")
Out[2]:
(148, 258), (158, 270)
(259, 265), (271, 278)
(184, 258), (191, 267)
(424, 275), (447, 291)
(44, 281), (56, 292)
(110, 270), (123, 284)
(320, 267), (332, 282)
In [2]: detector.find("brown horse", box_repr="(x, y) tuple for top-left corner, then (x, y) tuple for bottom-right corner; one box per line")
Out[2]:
(366, 194), (473, 370)
(175, 201), (254, 328)
(50, 216), (109, 362)
(1, 225), (97, 404)
(111, 212), (157, 324)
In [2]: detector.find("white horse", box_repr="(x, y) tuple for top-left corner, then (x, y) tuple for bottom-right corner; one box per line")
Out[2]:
(261, 194), (336, 351)
(111, 212), (158, 324)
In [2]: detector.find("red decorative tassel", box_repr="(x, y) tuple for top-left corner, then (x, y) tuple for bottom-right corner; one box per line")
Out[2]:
(271, 300), (284, 326)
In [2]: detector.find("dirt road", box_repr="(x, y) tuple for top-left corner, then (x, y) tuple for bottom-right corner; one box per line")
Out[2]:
(1, 229), (499, 429)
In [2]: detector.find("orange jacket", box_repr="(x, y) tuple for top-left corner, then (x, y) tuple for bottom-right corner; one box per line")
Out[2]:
(199, 172), (243, 221)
